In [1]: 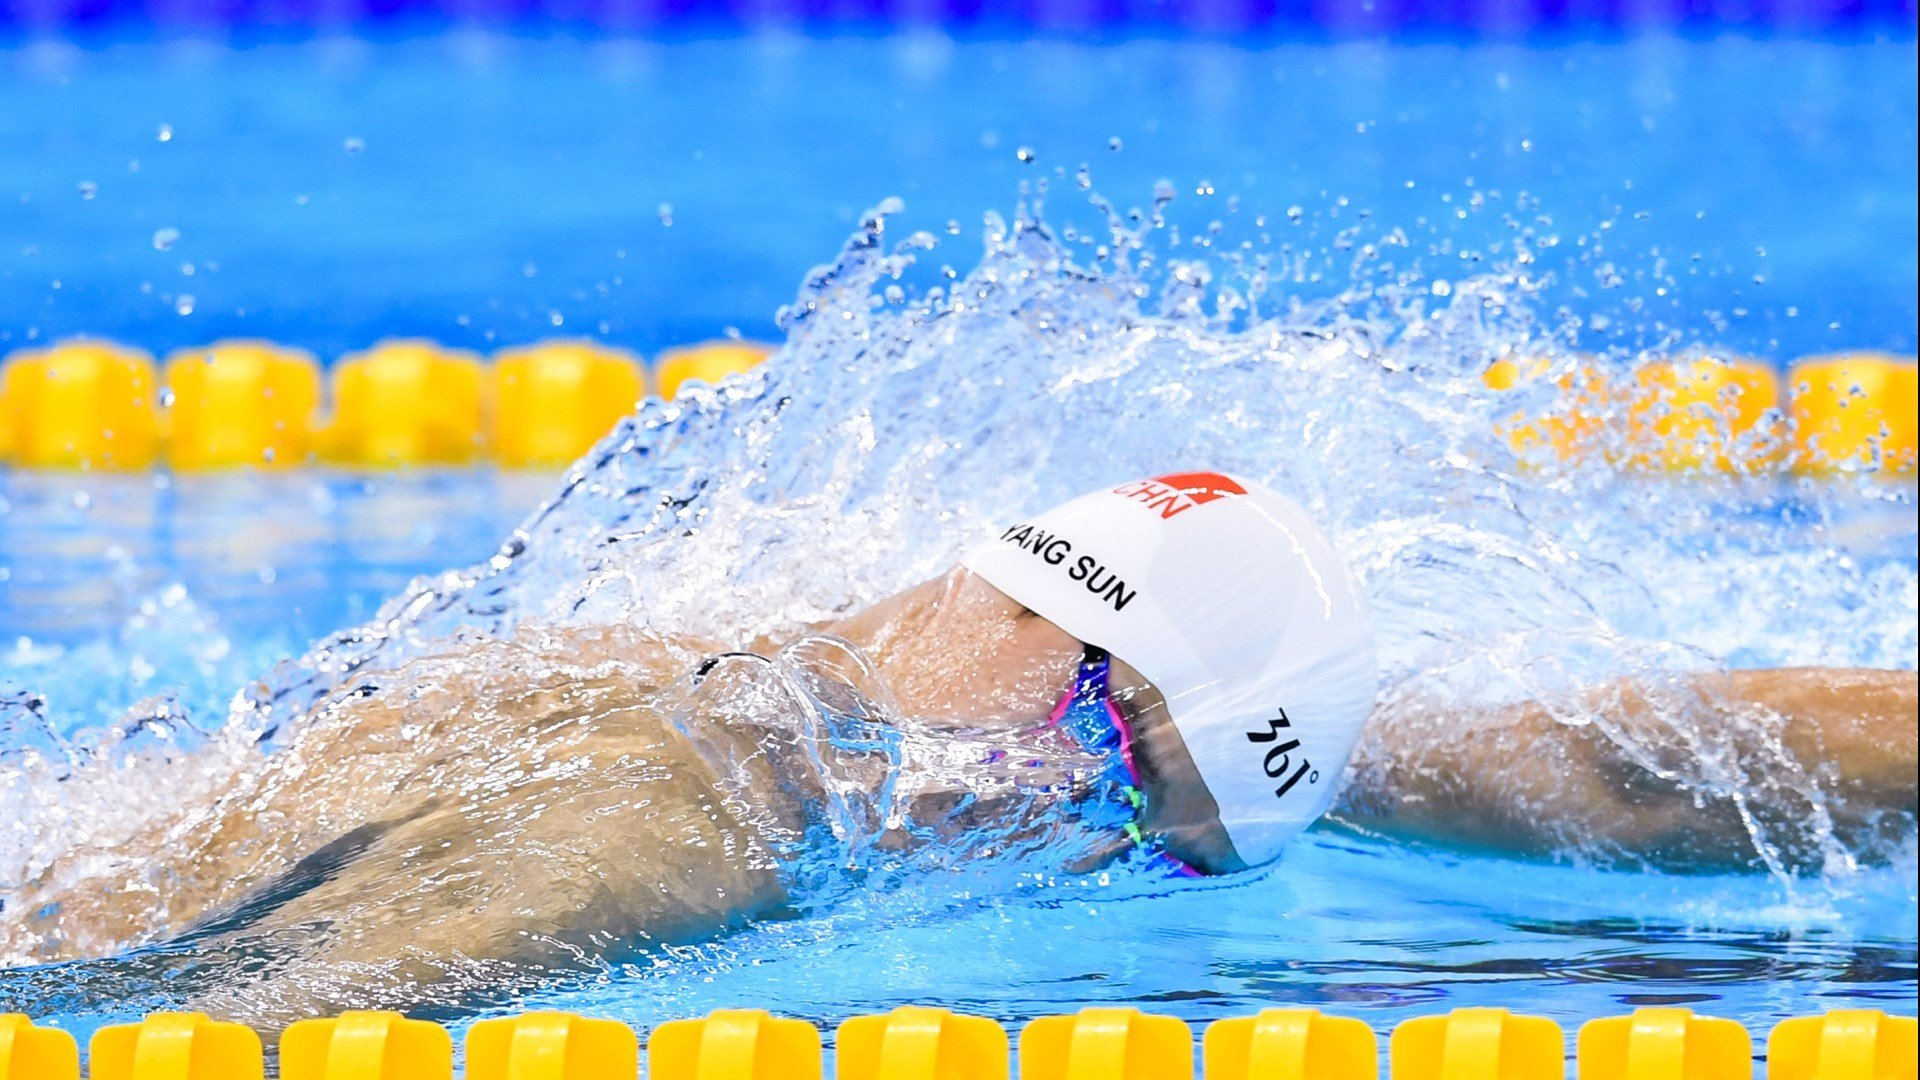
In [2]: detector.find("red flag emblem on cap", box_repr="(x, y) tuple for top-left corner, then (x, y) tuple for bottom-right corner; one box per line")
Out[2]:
(1112, 472), (1248, 520)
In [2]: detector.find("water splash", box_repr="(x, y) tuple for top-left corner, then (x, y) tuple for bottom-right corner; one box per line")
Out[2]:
(1, 181), (1913, 1021)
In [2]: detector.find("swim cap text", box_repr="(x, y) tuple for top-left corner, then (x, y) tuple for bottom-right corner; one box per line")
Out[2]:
(1246, 708), (1318, 801)
(1112, 472), (1249, 520)
(994, 524), (1138, 612)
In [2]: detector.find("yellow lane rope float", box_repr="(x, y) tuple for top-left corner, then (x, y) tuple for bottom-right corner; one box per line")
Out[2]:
(321, 339), (489, 467)
(0, 339), (160, 470)
(2, 339), (1911, 477)
(1787, 352), (1920, 475)
(1485, 352), (1915, 477)
(653, 340), (773, 401)
(0, 337), (770, 472)
(491, 339), (646, 469)
(4, 1007), (1910, 1079)
(162, 340), (322, 470)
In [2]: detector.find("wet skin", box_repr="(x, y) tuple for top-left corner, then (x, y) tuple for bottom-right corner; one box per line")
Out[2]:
(2, 567), (1914, 1021)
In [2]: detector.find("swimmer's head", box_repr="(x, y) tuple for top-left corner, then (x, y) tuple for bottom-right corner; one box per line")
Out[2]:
(958, 472), (1378, 872)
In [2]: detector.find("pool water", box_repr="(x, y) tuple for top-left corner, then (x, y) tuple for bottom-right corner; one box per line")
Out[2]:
(2, 31), (1915, 359)
(4, 467), (1915, 1054)
(2, 23), (1917, 1065)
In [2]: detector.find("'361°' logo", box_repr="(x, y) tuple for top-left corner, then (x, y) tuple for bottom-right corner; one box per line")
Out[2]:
(1246, 708), (1317, 799)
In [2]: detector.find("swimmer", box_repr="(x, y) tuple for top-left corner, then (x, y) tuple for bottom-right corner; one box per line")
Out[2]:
(2, 472), (1913, 1019)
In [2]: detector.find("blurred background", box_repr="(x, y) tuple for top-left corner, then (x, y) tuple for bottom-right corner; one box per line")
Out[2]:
(3, 0), (1916, 358)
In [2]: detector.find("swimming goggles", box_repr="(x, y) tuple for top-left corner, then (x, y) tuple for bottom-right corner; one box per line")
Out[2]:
(1049, 645), (1200, 876)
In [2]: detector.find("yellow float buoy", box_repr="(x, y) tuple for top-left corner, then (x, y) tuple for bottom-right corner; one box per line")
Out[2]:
(279, 1011), (452, 1080)
(1019, 1007), (1193, 1080)
(647, 1009), (821, 1079)
(837, 1007), (1009, 1080)
(0, 339), (160, 470)
(1788, 352), (1918, 475)
(653, 340), (773, 400)
(1484, 356), (1618, 467)
(0, 1013), (81, 1080)
(1577, 1007), (1751, 1080)
(1204, 1008), (1375, 1080)
(162, 340), (322, 470)
(322, 339), (487, 467)
(1622, 356), (1783, 474)
(1391, 1007), (1563, 1080)
(490, 339), (645, 468)
(89, 1012), (263, 1080)
(465, 1011), (638, 1080)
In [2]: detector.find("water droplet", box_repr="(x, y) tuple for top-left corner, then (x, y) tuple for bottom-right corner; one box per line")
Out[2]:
(77, 181), (97, 200)
(549, 310), (564, 326)
(1107, 136), (1123, 151)
(944, 219), (962, 235)
(1016, 146), (1036, 164)
(1286, 205), (1304, 222)
(1195, 180), (1215, 196)
(658, 203), (674, 226)
(151, 227), (180, 251)
(522, 262), (538, 278)
(1430, 280), (1452, 297)
(156, 124), (173, 142)
(343, 137), (366, 154)
(174, 294), (195, 315)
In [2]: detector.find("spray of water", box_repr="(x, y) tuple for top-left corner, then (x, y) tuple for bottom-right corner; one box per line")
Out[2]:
(1, 178), (1913, 1021)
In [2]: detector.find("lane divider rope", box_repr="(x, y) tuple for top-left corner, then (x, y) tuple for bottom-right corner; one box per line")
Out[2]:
(3, 1006), (1913, 1078)
(0, 337), (773, 472)
(2, 340), (1913, 476)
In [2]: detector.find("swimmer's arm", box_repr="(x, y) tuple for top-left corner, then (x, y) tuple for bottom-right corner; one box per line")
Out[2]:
(183, 740), (789, 1028)
(1331, 668), (1918, 870)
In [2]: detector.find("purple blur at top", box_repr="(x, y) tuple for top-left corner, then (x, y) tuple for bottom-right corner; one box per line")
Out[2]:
(4, 0), (1915, 34)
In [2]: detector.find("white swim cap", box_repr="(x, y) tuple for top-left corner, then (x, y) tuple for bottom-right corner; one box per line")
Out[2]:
(963, 472), (1376, 868)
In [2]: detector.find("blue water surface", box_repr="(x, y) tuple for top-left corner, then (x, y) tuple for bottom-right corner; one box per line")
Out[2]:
(1, 30), (1915, 360)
